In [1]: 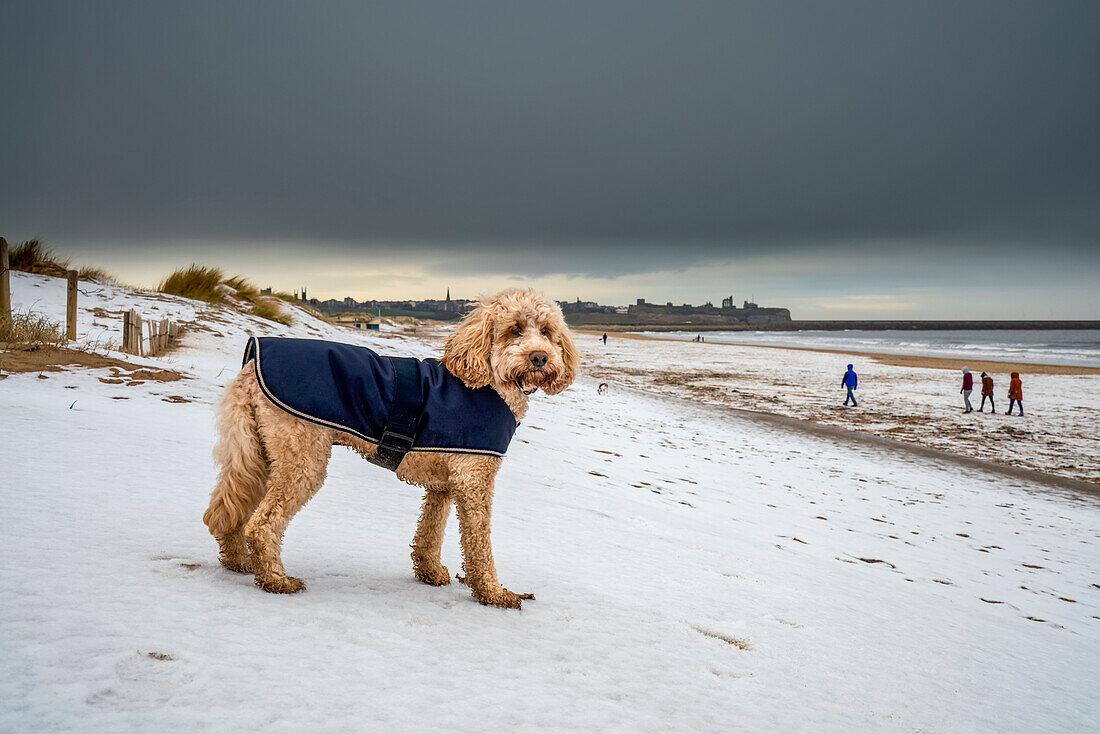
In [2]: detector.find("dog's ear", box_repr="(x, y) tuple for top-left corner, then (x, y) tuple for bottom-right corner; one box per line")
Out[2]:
(544, 327), (580, 395)
(442, 301), (494, 388)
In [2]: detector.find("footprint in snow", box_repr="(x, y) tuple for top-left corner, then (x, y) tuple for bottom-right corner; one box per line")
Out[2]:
(86, 650), (192, 708)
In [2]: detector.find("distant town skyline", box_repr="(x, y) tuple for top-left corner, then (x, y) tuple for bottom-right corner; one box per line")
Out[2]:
(3, 3), (1097, 319)
(12, 239), (1092, 321)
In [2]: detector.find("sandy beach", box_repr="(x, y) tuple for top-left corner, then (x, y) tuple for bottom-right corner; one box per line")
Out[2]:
(576, 330), (1100, 483)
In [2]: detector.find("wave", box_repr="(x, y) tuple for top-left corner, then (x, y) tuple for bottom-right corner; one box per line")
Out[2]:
(647, 329), (1100, 367)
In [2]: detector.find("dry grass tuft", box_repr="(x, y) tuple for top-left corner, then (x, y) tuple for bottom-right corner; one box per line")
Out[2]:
(76, 265), (118, 284)
(157, 264), (226, 302)
(6, 239), (117, 283)
(157, 264), (259, 304)
(9, 240), (71, 277)
(222, 274), (259, 301)
(0, 311), (67, 350)
(251, 297), (292, 325)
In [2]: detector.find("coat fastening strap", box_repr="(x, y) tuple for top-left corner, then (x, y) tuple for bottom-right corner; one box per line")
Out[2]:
(367, 356), (424, 471)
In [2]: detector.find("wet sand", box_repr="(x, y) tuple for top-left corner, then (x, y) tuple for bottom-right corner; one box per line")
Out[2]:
(578, 329), (1100, 484)
(575, 329), (1100, 375)
(634, 384), (1100, 500)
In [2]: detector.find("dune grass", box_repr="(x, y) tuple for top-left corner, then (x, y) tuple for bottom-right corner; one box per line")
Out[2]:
(8, 240), (117, 283)
(9, 240), (71, 277)
(76, 265), (118, 284)
(157, 264), (260, 304)
(222, 274), (259, 301)
(251, 297), (293, 325)
(155, 264), (318, 325)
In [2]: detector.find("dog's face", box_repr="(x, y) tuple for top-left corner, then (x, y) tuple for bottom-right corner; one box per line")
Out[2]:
(442, 288), (579, 396)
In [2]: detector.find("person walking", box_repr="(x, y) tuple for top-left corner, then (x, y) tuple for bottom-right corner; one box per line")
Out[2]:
(978, 372), (995, 413)
(1007, 372), (1024, 415)
(960, 367), (974, 413)
(842, 363), (858, 407)
(602, 333), (607, 345)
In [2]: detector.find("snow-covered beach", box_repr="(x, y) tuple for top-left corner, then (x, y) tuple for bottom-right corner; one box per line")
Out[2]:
(581, 330), (1100, 484)
(3, 272), (1099, 732)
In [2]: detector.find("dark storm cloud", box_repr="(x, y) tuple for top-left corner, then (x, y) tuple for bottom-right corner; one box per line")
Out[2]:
(2, 1), (1098, 277)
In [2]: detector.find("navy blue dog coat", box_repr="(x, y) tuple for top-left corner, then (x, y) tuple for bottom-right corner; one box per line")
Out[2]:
(243, 337), (518, 470)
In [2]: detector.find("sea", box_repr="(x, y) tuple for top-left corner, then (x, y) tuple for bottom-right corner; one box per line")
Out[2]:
(645, 329), (1100, 367)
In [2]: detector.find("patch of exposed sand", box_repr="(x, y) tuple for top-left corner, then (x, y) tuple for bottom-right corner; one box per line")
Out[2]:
(0, 346), (184, 382)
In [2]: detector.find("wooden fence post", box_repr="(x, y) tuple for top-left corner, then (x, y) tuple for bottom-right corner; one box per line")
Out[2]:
(120, 311), (176, 357)
(66, 270), (78, 341)
(1, 237), (10, 323)
(131, 310), (140, 356)
(127, 309), (143, 356)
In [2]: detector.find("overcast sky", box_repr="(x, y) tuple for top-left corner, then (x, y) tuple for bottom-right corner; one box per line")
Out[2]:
(2, 1), (1098, 318)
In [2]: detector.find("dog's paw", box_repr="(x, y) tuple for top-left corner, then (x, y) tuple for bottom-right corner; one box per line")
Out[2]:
(473, 586), (532, 609)
(255, 575), (306, 594)
(413, 563), (451, 586)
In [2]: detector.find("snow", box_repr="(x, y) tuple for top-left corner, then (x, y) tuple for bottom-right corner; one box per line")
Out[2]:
(2, 272), (1099, 732)
(582, 333), (1100, 482)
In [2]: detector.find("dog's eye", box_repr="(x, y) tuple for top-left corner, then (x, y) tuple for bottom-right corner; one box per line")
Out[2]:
(511, 324), (522, 336)
(540, 327), (548, 336)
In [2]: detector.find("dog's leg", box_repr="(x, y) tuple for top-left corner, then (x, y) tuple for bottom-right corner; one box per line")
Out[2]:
(244, 426), (331, 594)
(204, 370), (270, 573)
(453, 477), (530, 609)
(411, 490), (452, 586)
(215, 532), (255, 574)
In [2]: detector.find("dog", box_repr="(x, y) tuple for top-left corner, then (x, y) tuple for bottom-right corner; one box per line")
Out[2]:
(202, 288), (579, 608)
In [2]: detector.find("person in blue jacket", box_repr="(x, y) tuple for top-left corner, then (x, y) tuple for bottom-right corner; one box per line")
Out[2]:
(842, 363), (858, 407)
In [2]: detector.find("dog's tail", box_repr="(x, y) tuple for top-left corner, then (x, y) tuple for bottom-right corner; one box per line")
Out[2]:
(203, 370), (269, 537)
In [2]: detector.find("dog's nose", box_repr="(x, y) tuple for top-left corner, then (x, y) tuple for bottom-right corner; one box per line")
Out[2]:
(529, 351), (548, 368)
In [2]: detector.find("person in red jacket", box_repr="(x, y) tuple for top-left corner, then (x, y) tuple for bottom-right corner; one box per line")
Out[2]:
(978, 372), (995, 413)
(1006, 372), (1024, 416)
(960, 367), (974, 413)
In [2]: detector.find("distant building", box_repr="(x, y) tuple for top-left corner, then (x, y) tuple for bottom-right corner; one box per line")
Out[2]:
(334, 314), (378, 330)
(557, 298), (616, 314)
(627, 295), (790, 323)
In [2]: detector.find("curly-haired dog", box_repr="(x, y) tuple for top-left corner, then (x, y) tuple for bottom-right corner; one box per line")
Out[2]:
(202, 288), (578, 608)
